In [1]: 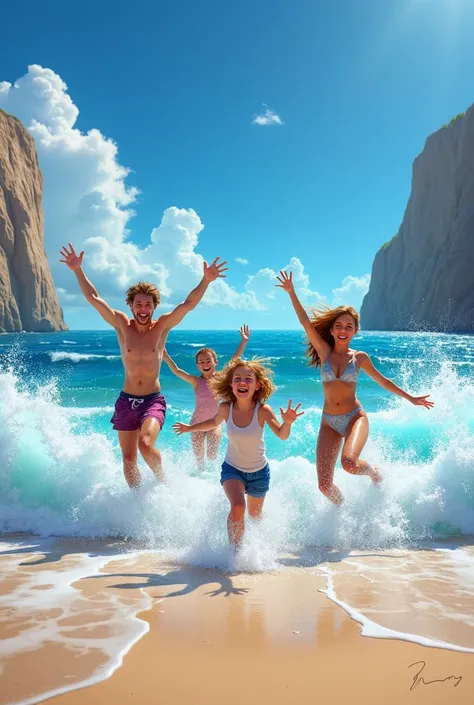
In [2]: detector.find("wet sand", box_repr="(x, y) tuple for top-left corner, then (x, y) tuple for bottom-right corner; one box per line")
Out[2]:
(1, 536), (473, 705)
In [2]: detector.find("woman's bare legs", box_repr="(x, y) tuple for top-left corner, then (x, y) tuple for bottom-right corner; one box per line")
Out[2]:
(316, 421), (344, 504)
(341, 413), (382, 484)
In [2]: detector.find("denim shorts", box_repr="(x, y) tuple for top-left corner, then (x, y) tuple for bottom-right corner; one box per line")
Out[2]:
(220, 461), (270, 498)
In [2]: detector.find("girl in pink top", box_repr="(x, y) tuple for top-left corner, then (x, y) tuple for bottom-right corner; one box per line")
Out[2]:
(163, 326), (251, 470)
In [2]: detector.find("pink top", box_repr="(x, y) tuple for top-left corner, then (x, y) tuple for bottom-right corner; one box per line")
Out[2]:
(191, 377), (219, 424)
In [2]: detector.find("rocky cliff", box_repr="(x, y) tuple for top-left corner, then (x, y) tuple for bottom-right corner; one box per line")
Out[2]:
(361, 104), (474, 332)
(0, 109), (66, 333)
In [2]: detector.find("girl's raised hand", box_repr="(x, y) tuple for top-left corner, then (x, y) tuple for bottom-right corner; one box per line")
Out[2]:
(173, 422), (191, 435)
(239, 324), (251, 340)
(280, 399), (304, 424)
(409, 394), (434, 409)
(275, 270), (295, 293)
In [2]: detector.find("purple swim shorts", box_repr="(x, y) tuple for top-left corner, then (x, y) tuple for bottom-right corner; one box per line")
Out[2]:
(111, 391), (167, 431)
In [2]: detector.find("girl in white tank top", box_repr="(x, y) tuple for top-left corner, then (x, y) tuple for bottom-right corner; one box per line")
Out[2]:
(174, 357), (304, 551)
(225, 402), (267, 471)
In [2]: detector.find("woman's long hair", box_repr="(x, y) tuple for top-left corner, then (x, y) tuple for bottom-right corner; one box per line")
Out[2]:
(209, 357), (275, 403)
(306, 305), (360, 368)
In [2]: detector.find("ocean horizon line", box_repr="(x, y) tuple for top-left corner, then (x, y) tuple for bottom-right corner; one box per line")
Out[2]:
(1, 328), (474, 337)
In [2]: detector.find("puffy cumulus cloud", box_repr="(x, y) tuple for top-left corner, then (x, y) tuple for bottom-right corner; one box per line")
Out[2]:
(0, 65), (260, 311)
(283, 257), (323, 306)
(332, 274), (371, 310)
(246, 257), (324, 310)
(252, 106), (284, 126)
(235, 257), (249, 265)
(246, 267), (277, 306)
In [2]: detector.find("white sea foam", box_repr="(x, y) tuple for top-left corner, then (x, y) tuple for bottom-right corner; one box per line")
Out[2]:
(0, 539), (152, 705)
(0, 357), (473, 567)
(68, 406), (115, 417)
(48, 352), (120, 363)
(318, 546), (474, 652)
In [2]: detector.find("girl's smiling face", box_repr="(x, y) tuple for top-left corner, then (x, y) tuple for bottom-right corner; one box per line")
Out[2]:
(231, 366), (261, 401)
(196, 351), (217, 378)
(330, 314), (357, 345)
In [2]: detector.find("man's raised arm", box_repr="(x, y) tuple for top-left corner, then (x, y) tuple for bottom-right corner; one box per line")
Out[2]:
(60, 243), (128, 329)
(161, 257), (227, 331)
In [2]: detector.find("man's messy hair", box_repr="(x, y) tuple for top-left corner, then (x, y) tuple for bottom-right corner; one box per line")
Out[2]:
(125, 282), (160, 308)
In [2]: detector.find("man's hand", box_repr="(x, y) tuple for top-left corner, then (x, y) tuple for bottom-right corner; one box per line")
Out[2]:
(280, 400), (304, 424)
(60, 243), (84, 271)
(239, 324), (251, 341)
(203, 257), (228, 283)
(275, 270), (295, 294)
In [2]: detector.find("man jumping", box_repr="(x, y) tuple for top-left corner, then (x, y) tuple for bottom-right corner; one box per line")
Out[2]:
(60, 242), (227, 488)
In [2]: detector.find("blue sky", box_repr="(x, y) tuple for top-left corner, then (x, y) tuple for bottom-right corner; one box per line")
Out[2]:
(1, 0), (474, 329)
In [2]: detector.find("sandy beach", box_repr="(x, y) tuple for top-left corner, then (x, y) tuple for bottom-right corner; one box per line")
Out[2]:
(1, 535), (473, 705)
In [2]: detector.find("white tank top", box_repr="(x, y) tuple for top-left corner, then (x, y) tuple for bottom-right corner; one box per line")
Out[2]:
(224, 403), (267, 472)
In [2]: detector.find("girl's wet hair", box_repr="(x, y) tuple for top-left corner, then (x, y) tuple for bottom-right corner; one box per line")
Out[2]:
(195, 347), (218, 364)
(210, 357), (276, 403)
(306, 305), (360, 368)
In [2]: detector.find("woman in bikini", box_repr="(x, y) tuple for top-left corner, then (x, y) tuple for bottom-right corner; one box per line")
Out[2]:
(173, 357), (303, 549)
(163, 326), (251, 470)
(276, 270), (433, 505)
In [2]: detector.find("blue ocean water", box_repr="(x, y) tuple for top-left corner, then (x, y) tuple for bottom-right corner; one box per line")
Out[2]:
(1, 329), (474, 566)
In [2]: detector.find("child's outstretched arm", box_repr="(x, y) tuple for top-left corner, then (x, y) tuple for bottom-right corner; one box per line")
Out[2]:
(232, 324), (251, 360)
(163, 349), (199, 388)
(173, 403), (229, 435)
(358, 353), (434, 408)
(275, 270), (331, 362)
(260, 400), (304, 440)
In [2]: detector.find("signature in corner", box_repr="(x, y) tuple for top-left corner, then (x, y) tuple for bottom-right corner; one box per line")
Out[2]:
(409, 661), (462, 691)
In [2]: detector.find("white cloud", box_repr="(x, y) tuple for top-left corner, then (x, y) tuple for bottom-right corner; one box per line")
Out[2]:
(331, 274), (371, 309)
(56, 287), (78, 303)
(246, 267), (277, 306)
(0, 66), (371, 326)
(283, 256), (323, 306)
(246, 257), (324, 310)
(252, 106), (284, 126)
(244, 258), (369, 316)
(0, 65), (260, 313)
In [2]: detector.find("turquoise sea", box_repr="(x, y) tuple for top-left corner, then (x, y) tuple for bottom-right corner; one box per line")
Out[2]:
(1, 329), (474, 569)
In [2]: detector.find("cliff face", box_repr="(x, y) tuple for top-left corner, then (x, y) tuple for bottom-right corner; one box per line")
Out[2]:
(361, 105), (474, 332)
(0, 109), (66, 333)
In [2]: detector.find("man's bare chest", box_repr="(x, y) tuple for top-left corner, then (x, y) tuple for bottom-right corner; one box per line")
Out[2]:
(119, 329), (163, 361)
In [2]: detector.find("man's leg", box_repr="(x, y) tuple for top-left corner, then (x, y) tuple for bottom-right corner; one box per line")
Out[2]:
(118, 430), (141, 488)
(138, 417), (163, 481)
